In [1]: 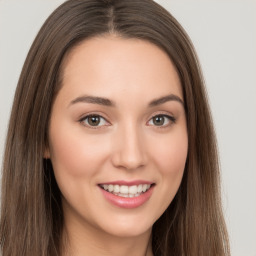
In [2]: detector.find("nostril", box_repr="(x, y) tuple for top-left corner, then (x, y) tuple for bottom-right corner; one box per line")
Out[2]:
(110, 131), (147, 170)
(111, 152), (147, 171)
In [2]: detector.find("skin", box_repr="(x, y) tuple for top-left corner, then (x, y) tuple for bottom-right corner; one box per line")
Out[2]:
(46, 35), (188, 256)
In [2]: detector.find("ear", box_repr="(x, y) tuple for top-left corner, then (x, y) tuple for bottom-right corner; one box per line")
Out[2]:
(44, 145), (51, 159)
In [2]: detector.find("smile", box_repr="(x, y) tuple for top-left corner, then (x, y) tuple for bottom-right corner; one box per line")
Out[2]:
(99, 184), (152, 198)
(98, 182), (155, 208)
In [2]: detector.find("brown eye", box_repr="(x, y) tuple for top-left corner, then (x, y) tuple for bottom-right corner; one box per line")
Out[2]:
(87, 116), (100, 126)
(80, 115), (108, 128)
(148, 114), (176, 127)
(152, 116), (165, 126)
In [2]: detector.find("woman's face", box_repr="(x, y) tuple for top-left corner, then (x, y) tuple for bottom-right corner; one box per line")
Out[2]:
(46, 35), (188, 238)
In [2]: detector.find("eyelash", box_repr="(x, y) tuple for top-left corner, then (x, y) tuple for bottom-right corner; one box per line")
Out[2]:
(79, 113), (176, 129)
(79, 114), (110, 129)
(147, 114), (176, 128)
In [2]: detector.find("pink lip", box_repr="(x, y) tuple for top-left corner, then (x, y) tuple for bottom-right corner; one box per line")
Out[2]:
(98, 183), (155, 209)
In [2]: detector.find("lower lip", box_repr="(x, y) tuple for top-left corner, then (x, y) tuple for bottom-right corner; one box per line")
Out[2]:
(99, 185), (154, 209)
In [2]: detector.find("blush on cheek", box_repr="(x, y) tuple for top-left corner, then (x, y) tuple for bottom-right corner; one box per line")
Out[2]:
(154, 140), (187, 174)
(49, 129), (111, 178)
(49, 134), (86, 178)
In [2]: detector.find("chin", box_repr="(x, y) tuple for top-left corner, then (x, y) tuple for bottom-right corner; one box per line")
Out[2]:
(98, 216), (153, 238)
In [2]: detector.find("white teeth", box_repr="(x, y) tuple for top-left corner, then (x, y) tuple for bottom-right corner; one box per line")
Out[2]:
(137, 184), (143, 193)
(108, 184), (114, 192)
(100, 183), (152, 198)
(129, 185), (137, 194)
(120, 185), (129, 194)
(142, 184), (148, 192)
(114, 185), (119, 193)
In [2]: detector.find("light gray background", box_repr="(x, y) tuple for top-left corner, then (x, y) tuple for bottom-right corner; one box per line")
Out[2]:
(0, 1), (255, 255)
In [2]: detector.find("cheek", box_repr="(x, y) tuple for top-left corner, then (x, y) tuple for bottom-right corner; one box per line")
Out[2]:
(151, 130), (188, 176)
(48, 124), (112, 213)
(48, 124), (110, 179)
(146, 129), (188, 219)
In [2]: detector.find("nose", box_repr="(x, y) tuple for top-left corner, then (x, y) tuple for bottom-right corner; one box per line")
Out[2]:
(111, 124), (147, 170)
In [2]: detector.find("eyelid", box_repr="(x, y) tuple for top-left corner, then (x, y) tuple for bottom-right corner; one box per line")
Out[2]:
(147, 113), (176, 127)
(79, 114), (111, 129)
(78, 112), (176, 129)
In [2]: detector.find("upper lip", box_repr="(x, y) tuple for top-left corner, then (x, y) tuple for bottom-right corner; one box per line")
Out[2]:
(98, 180), (154, 186)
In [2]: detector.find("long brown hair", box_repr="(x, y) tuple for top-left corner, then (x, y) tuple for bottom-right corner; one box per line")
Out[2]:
(0, 0), (230, 255)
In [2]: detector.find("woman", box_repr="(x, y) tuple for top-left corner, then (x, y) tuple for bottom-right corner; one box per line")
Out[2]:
(0, 0), (230, 255)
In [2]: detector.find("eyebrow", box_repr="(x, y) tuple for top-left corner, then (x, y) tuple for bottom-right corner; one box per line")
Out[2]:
(70, 95), (114, 107)
(148, 94), (184, 107)
(69, 94), (184, 108)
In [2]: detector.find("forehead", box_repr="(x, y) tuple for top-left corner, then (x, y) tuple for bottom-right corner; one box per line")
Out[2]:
(58, 35), (183, 104)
